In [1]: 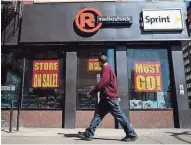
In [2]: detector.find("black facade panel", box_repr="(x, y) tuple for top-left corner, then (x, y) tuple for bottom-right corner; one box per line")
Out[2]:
(21, 3), (82, 43)
(171, 45), (191, 128)
(64, 52), (77, 128)
(21, 2), (189, 43)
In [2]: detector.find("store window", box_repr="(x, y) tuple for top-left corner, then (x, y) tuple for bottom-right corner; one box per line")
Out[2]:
(22, 50), (65, 109)
(1, 52), (23, 108)
(77, 49), (107, 110)
(127, 49), (172, 110)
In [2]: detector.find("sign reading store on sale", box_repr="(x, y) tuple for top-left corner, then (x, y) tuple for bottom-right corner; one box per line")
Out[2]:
(142, 9), (184, 31)
(134, 62), (162, 92)
(32, 60), (59, 88)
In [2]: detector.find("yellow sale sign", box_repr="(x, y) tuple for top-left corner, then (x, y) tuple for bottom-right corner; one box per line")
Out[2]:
(32, 60), (59, 88)
(88, 59), (101, 71)
(134, 62), (163, 92)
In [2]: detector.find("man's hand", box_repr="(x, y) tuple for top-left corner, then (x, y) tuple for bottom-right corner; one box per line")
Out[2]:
(87, 92), (92, 98)
(87, 89), (96, 98)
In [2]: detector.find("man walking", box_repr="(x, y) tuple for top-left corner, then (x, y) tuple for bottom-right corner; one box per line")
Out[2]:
(78, 54), (138, 142)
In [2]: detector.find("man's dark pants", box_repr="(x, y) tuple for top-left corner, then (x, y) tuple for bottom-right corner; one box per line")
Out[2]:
(85, 97), (137, 139)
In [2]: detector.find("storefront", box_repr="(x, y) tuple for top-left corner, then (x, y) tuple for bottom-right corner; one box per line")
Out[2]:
(1, 1), (191, 128)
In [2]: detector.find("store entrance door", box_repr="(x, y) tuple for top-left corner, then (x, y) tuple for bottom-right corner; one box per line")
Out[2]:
(75, 48), (116, 128)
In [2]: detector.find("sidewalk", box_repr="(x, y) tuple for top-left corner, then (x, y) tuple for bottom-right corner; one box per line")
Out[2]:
(1, 128), (191, 144)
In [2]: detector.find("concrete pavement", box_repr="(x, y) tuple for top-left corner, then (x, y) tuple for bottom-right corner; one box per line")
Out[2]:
(1, 128), (191, 144)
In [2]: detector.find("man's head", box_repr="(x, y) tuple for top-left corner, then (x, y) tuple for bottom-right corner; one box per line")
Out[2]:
(99, 54), (108, 68)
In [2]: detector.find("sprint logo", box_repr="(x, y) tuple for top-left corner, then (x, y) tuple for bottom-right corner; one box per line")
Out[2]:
(174, 17), (181, 23)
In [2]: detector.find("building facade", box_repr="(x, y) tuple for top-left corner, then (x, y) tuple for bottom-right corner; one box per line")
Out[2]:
(183, 41), (191, 109)
(1, 0), (191, 128)
(182, 1), (191, 109)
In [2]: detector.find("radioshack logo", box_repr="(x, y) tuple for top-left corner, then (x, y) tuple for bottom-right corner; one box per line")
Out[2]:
(75, 7), (102, 33)
(74, 7), (132, 36)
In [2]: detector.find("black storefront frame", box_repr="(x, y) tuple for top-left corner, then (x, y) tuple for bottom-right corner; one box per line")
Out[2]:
(2, 0), (190, 129)
(2, 42), (191, 129)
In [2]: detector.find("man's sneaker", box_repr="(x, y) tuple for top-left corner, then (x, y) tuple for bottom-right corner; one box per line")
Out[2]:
(121, 135), (138, 142)
(78, 132), (86, 138)
(78, 131), (92, 141)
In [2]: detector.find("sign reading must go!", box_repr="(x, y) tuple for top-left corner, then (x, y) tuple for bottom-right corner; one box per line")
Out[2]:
(32, 60), (59, 88)
(134, 62), (162, 92)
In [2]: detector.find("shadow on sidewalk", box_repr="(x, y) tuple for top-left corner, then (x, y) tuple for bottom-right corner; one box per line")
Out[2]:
(75, 137), (121, 141)
(58, 133), (79, 138)
(1, 129), (11, 133)
(1, 129), (19, 133)
(58, 133), (121, 141)
(165, 131), (191, 144)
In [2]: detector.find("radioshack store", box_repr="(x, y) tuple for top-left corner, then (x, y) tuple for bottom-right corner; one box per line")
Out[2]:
(1, 1), (191, 128)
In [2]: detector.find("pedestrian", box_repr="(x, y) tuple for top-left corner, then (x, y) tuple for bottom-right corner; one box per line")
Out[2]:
(78, 54), (138, 142)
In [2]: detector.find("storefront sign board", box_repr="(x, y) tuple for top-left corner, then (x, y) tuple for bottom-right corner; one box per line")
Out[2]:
(32, 60), (59, 88)
(134, 61), (163, 92)
(142, 9), (184, 31)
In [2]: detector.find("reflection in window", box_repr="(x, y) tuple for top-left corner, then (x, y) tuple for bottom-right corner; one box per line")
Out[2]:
(127, 49), (172, 110)
(1, 71), (21, 108)
(1, 53), (23, 108)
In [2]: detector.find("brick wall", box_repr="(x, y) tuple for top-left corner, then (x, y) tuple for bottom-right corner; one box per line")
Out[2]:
(1, 110), (62, 128)
(76, 110), (174, 128)
(2, 110), (174, 128)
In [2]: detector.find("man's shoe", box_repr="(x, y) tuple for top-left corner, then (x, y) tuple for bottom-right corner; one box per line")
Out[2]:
(78, 132), (86, 138)
(121, 135), (138, 142)
(78, 131), (92, 141)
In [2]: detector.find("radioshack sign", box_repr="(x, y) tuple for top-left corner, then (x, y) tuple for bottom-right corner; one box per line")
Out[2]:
(74, 7), (132, 34)
(142, 9), (184, 31)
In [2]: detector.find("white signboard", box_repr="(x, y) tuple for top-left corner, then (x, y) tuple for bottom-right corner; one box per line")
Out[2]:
(142, 9), (184, 31)
(1, 86), (16, 91)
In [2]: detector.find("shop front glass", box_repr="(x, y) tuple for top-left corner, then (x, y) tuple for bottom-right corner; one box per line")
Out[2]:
(76, 49), (107, 110)
(127, 49), (172, 110)
(1, 52), (23, 108)
(22, 50), (65, 109)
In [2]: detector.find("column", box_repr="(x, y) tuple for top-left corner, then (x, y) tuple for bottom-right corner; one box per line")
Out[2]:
(64, 52), (77, 128)
(171, 44), (191, 128)
(116, 46), (130, 128)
